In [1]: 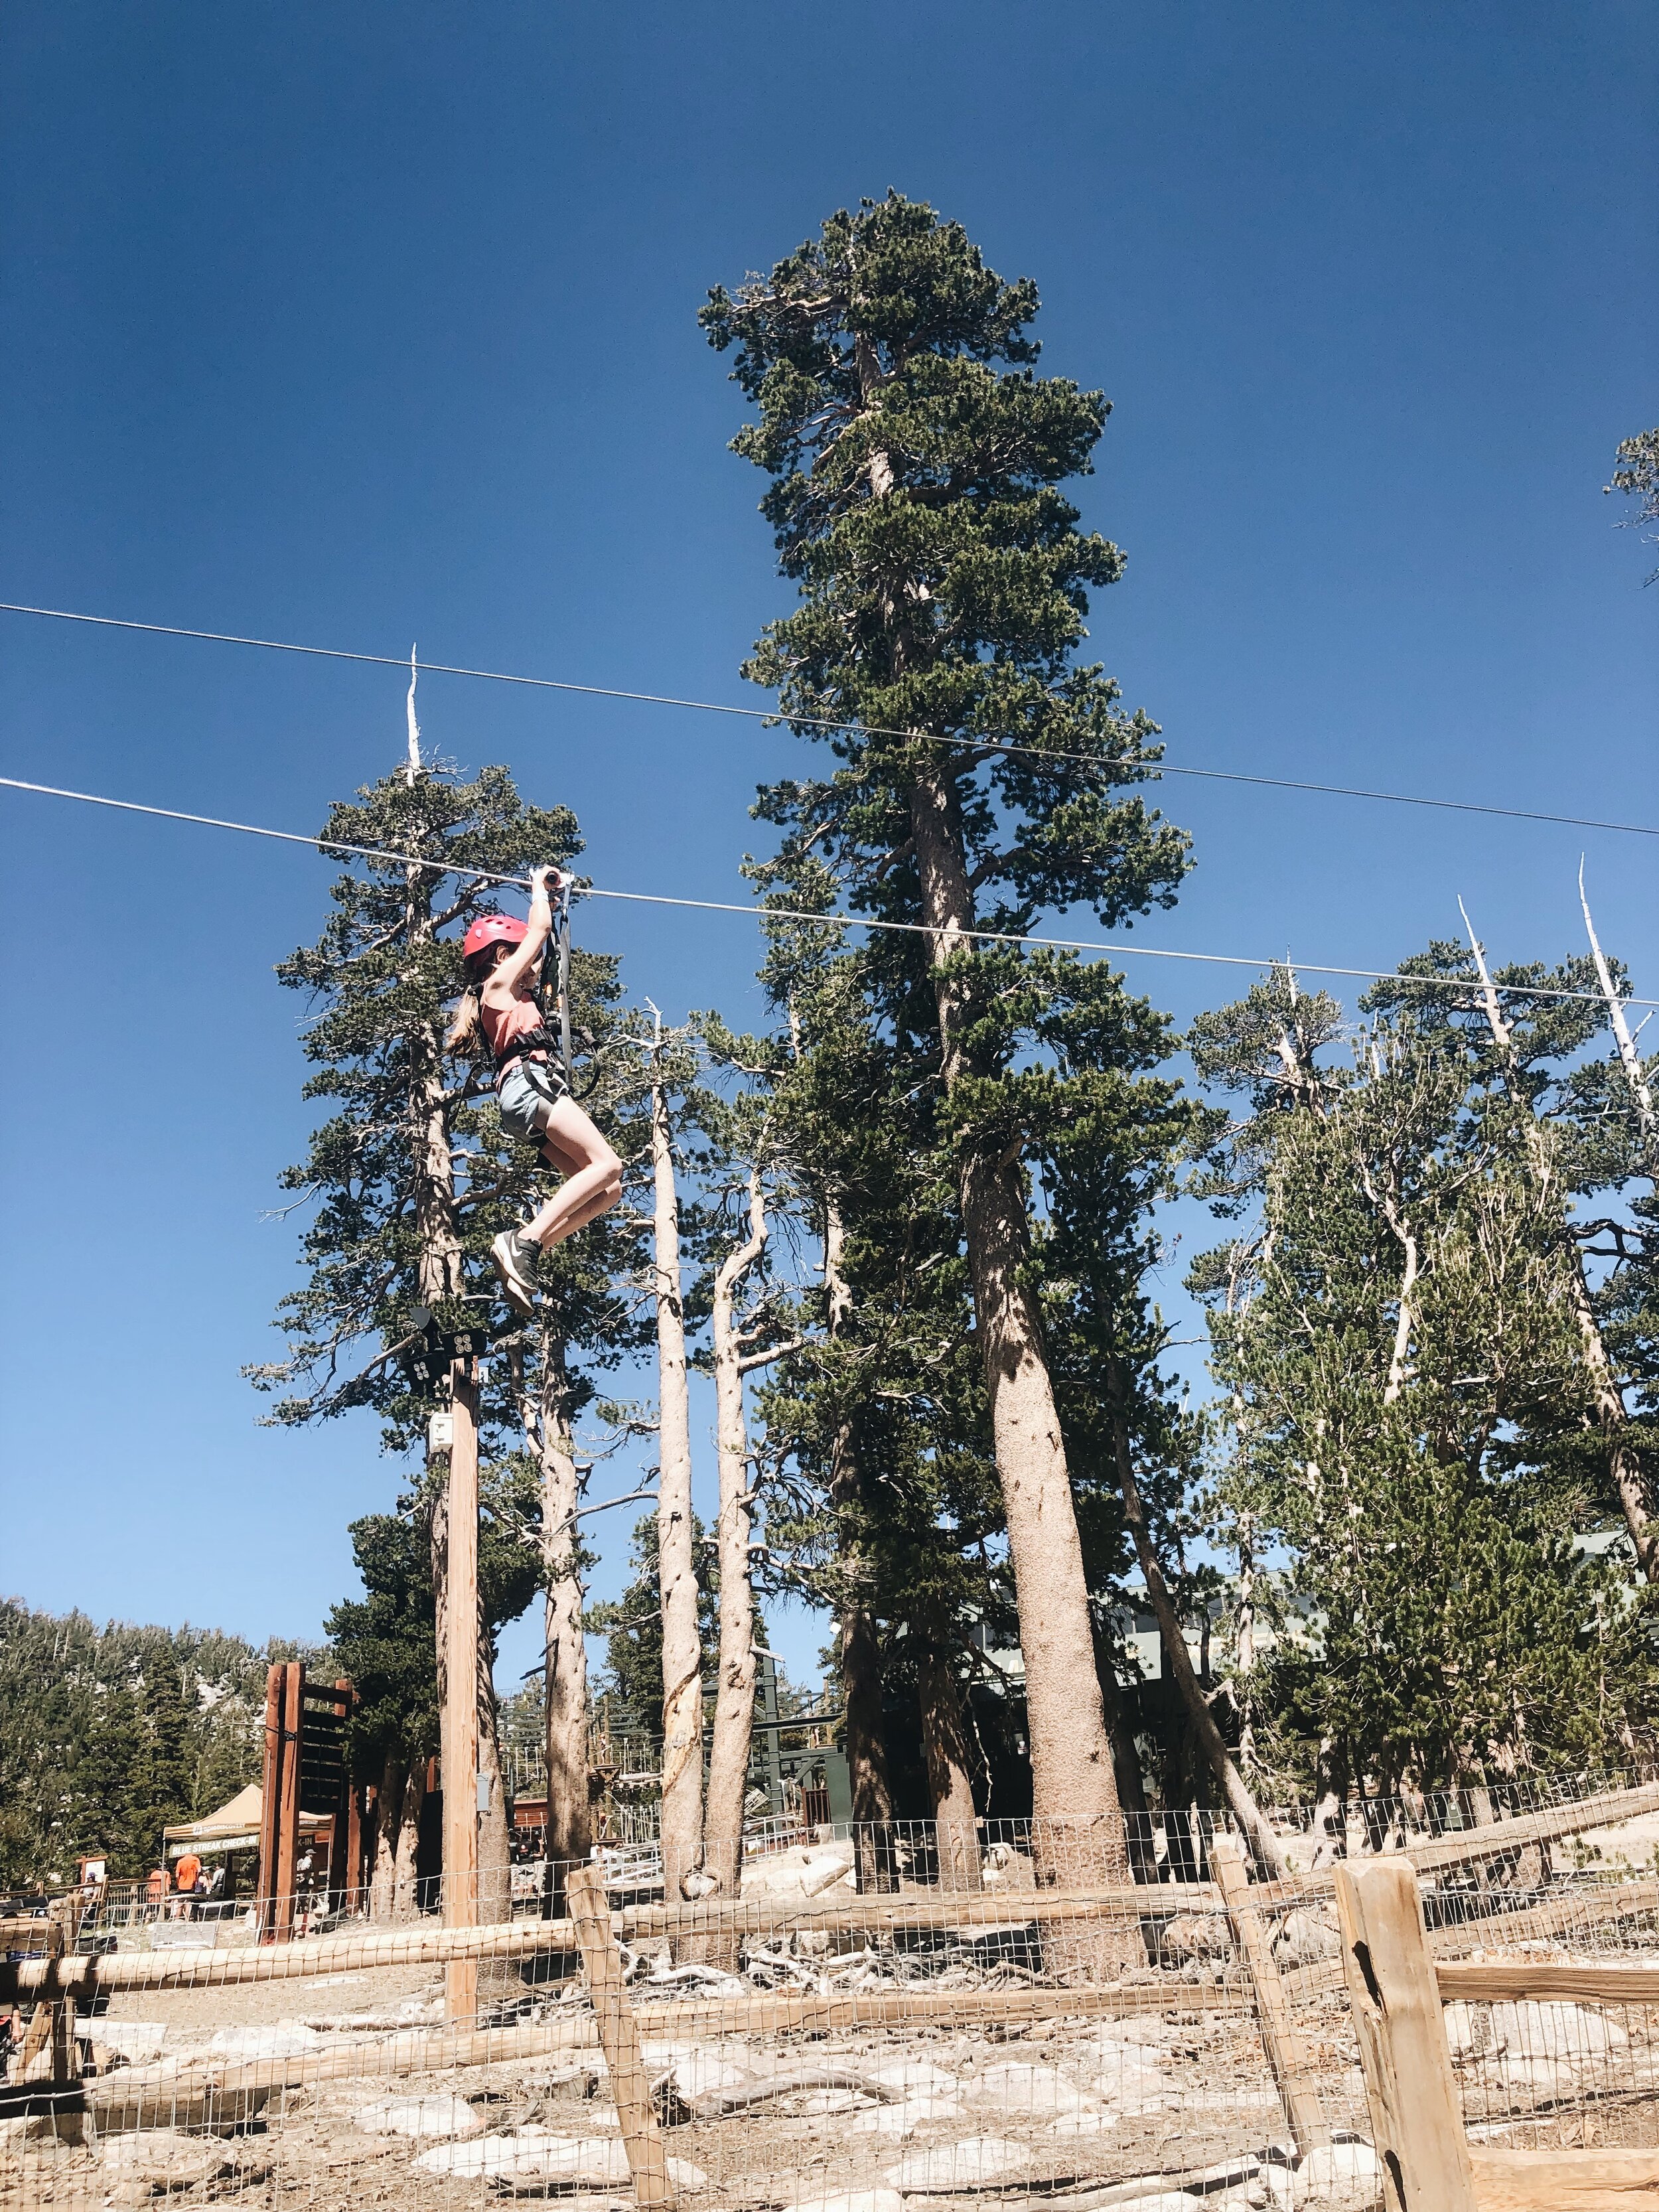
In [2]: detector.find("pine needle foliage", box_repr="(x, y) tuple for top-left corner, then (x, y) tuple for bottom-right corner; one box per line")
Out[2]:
(1190, 966), (1652, 1797)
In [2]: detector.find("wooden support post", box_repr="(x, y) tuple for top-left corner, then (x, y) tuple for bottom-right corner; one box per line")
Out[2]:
(334, 1676), (362, 1914)
(273, 1662), (303, 1942)
(17, 1917), (62, 2069)
(444, 1355), (481, 2022)
(13, 1915), (83, 2140)
(257, 1662), (283, 1942)
(1212, 1837), (1331, 2154)
(1334, 1856), (1476, 2212)
(567, 1864), (676, 2207)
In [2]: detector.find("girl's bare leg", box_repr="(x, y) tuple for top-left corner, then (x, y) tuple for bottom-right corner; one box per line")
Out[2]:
(525, 1096), (623, 1250)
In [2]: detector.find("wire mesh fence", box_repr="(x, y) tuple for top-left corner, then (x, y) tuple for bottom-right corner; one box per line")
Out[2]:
(6, 1778), (1659, 2209)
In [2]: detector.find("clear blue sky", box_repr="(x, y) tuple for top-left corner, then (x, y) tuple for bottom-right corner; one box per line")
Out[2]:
(1, 2), (1653, 1696)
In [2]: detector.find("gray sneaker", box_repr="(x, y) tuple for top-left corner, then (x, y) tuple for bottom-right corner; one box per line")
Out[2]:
(491, 1229), (540, 1316)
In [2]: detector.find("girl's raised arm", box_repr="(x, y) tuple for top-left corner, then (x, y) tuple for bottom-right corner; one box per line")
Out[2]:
(482, 867), (564, 1003)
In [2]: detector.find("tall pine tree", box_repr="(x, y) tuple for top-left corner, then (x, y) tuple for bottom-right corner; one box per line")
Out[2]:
(704, 195), (1189, 1864)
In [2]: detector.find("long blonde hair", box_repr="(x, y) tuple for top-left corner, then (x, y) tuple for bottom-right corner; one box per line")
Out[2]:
(446, 946), (505, 1057)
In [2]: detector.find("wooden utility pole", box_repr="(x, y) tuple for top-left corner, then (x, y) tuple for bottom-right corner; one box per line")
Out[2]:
(443, 1355), (481, 2022)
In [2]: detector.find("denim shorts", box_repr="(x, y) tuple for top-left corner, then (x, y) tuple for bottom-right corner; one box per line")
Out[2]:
(498, 1059), (569, 1145)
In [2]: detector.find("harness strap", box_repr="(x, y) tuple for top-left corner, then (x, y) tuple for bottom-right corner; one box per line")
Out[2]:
(493, 1026), (557, 1079)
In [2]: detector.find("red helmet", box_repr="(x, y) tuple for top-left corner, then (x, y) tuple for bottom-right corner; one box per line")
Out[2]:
(462, 913), (528, 962)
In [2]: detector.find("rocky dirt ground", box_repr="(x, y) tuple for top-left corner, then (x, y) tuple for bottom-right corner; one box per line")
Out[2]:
(9, 1838), (1659, 2212)
(3, 1994), (1374, 2212)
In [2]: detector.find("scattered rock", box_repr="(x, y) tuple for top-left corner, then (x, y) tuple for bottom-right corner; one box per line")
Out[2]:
(848, 2097), (964, 2138)
(353, 2093), (483, 2138)
(206, 2019), (321, 2061)
(972, 2061), (1094, 2115)
(885, 2136), (1031, 2191)
(102, 2130), (270, 2202)
(663, 2050), (754, 2102)
(91, 2022), (169, 2065)
(415, 2131), (707, 2191)
(506, 2061), (589, 2093)
(1490, 2053), (1573, 2098)
(1488, 1999), (1628, 2060)
(866, 2059), (960, 2100)
(779, 2195), (904, 2212)
(1273, 1909), (1340, 1966)
(1090, 2061), (1178, 2111)
(1157, 1913), (1233, 1964)
(1045, 2110), (1119, 2138)
(1295, 2138), (1382, 2206)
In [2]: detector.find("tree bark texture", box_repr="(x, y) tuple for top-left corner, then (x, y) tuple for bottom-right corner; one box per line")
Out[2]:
(909, 762), (1131, 1880)
(918, 1649), (979, 1891)
(476, 1666), (512, 1926)
(536, 1327), (592, 1917)
(369, 1755), (403, 1923)
(1096, 1666), (1154, 1882)
(702, 1164), (768, 1901)
(650, 1080), (705, 1905)
(824, 1198), (899, 1895)
(403, 859), (480, 1923)
(1106, 1380), (1286, 1879)
(392, 1761), (426, 1921)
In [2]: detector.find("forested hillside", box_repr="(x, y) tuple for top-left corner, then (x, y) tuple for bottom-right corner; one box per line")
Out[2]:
(0, 1599), (313, 1886)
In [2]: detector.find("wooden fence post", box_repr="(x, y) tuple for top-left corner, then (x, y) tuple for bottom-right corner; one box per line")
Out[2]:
(567, 1863), (676, 2207)
(13, 1913), (83, 2141)
(1212, 1837), (1331, 2153)
(1334, 1856), (1476, 2212)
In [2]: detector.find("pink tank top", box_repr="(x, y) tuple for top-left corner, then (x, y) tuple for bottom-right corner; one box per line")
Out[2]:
(480, 993), (546, 1069)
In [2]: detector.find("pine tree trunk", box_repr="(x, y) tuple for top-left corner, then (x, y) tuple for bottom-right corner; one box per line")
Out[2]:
(392, 1761), (426, 1919)
(853, 359), (1125, 1880)
(1097, 1667), (1154, 1881)
(1234, 1519), (1257, 1778)
(918, 1649), (979, 1891)
(537, 1329), (591, 1917)
(1310, 1738), (1347, 1868)
(824, 1199), (899, 1894)
(651, 1078), (705, 1907)
(1107, 1380), (1286, 1878)
(703, 1166), (768, 1902)
(476, 1660), (512, 1925)
(369, 1753), (403, 1923)
(404, 850), (473, 1915)
(908, 763), (1130, 1885)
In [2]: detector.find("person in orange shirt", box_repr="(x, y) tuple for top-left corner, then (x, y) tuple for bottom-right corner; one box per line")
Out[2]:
(144, 1865), (169, 1921)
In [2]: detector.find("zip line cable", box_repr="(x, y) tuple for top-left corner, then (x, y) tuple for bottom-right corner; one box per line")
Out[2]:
(3, 598), (1656, 842)
(1, 770), (1650, 1011)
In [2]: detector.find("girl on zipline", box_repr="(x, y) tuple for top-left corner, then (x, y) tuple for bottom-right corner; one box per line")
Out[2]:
(449, 865), (623, 1314)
